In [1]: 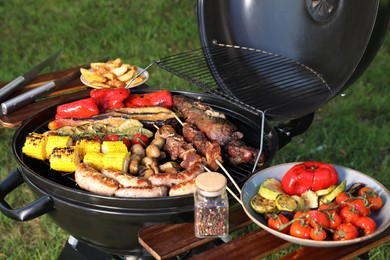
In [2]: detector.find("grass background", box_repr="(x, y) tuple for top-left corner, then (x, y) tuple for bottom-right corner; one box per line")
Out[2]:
(0, 0), (389, 259)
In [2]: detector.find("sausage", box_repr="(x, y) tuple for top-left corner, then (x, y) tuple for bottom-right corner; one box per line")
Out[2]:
(75, 163), (119, 196)
(101, 168), (151, 187)
(115, 185), (168, 198)
(148, 163), (205, 187)
(169, 179), (196, 196)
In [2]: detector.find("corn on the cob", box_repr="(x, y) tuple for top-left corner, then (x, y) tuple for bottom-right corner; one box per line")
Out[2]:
(103, 152), (131, 172)
(22, 132), (48, 160)
(83, 152), (106, 171)
(45, 135), (72, 159)
(101, 141), (128, 154)
(76, 138), (101, 160)
(49, 146), (80, 172)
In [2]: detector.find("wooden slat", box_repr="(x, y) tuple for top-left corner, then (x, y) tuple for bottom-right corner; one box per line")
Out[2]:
(189, 228), (292, 260)
(279, 226), (390, 260)
(138, 206), (253, 260)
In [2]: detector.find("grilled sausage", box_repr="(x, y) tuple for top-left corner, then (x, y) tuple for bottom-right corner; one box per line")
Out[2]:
(169, 179), (196, 196)
(148, 163), (204, 187)
(115, 185), (168, 198)
(101, 168), (151, 187)
(75, 163), (119, 196)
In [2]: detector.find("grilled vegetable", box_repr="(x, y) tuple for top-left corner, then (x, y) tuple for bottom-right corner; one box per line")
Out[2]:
(250, 194), (277, 214)
(124, 90), (173, 108)
(55, 98), (100, 119)
(281, 161), (338, 196)
(103, 152), (130, 172)
(49, 146), (80, 172)
(316, 185), (336, 196)
(320, 180), (347, 205)
(275, 194), (298, 212)
(346, 182), (365, 196)
(90, 88), (130, 112)
(301, 189), (319, 209)
(83, 152), (105, 171)
(75, 138), (101, 159)
(101, 141), (128, 154)
(258, 178), (285, 200)
(22, 132), (48, 160)
(45, 135), (72, 159)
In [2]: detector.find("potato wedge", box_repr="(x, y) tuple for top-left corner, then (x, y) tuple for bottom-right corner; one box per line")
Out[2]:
(117, 69), (135, 82)
(110, 64), (128, 77)
(80, 68), (107, 83)
(90, 62), (107, 71)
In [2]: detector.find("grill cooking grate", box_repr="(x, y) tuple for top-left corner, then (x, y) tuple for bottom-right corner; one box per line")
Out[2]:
(154, 42), (332, 120)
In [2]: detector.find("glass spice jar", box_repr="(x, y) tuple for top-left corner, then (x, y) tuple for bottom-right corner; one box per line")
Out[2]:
(194, 172), (229, 238)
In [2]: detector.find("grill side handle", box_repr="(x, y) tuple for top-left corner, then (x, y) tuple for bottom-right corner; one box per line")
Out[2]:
(0, 168), (54, 221)
(274, 112), (315, 150)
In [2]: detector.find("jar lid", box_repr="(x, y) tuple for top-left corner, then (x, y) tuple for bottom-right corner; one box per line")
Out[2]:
(195, 172), (227, 192)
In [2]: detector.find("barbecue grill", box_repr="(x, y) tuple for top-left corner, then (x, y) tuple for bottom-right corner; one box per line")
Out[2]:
(0, 0), (389, 259)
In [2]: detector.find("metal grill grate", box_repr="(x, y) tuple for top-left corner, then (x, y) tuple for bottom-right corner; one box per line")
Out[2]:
(154, 42), (332, 120)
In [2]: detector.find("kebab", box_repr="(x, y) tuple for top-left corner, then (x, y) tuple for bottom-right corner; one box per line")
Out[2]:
(172, 95), (265, 167)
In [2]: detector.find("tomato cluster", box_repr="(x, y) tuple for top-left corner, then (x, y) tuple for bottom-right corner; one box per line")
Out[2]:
(267, 185), (383, 241)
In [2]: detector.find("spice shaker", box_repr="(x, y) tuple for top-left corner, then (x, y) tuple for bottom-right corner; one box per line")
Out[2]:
(194, 172), (229, 238)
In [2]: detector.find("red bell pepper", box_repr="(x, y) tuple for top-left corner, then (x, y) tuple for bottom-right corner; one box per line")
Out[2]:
(55, 98), (99, 119)
(90, 88), (130, 112)
(124, 90), (172, 108)
(281, 161), (338, 196)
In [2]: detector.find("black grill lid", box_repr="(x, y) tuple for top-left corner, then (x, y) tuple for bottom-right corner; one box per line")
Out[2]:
(193, 0), (386, 120)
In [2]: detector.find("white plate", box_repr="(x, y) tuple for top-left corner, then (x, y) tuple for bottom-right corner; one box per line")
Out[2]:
(241, 162), (390, 247)
(80, 67), (149, 89)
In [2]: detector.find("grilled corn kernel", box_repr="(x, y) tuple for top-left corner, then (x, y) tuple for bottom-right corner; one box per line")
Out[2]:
(49, 146), (80, 172)
(101, 141), (128, 154)
(45, 135), (72, 159)
(103, 152), (131, 172)
(22, 132), (48, 160)
(83, 152), (105, 171)
(76, 138), (101, 159)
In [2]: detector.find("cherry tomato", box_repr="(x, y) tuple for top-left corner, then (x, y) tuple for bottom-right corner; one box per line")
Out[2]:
(349, 199), (371, 217)
(268, 214), (290, 234)
(310, 227), (327, 241)
(328, 212), (342, 230)
(122, 137), (131, 149)
(358, 187), (383, 210)
(290, 219), (311, 239)
(131, 133), (149, 147)
(354, 216), (377, 236)
(105, 134), (120, 141)
(333, 223), (358, 241)
(340, 207), (360, 223)
(336, 192), (351, 209)
(319, 201), (339, 215)
(293, 211), (305, 219)
(305, 210), (330, 229)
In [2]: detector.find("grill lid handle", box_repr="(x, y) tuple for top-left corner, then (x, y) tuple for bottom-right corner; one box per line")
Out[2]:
(0, 169), (54, 221)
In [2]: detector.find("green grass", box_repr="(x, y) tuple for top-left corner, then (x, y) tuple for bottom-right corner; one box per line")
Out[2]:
(0, 0), (389, 259)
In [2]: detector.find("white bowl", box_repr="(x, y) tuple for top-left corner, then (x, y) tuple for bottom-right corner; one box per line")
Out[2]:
(241, 162), (390, 247)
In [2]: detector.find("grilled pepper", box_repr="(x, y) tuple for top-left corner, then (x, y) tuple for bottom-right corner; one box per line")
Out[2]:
(90, 88), (130, 112)
(124, 90), (172, 108)
(281, 161), (338, 196)
(55, 98), (99, 119)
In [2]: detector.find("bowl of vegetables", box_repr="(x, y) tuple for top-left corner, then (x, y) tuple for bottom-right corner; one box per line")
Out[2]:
(241, 162), (390, 247)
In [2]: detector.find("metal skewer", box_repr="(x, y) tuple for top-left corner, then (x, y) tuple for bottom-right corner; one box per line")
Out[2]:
(125, 62), (153, 89)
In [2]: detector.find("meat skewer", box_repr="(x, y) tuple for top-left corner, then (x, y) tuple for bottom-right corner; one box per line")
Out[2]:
(172, 95), (264, 167)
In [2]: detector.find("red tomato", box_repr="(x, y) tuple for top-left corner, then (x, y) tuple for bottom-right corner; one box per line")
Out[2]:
(328, 213), (342, 230)
(319, 202), (339, 215)
(281, 161), (338, 196)
(349, 199), (371, 217)
(105, 134), (120, 141)
(267, 214), (290, 234)
(305, 210), (330, 229)
(353, 216), (377, 236)
(358, 187), (383, 210)
(290, 219), (311, 239)
(340, 207), (360, 223)
(293, 211), (305, 219)
(335, 192), (351, 209)
(122, 137), (131, 150)
(333, 223), (358, 241)
(131, 134), (149, 147)
(310, 227), (327, 241)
